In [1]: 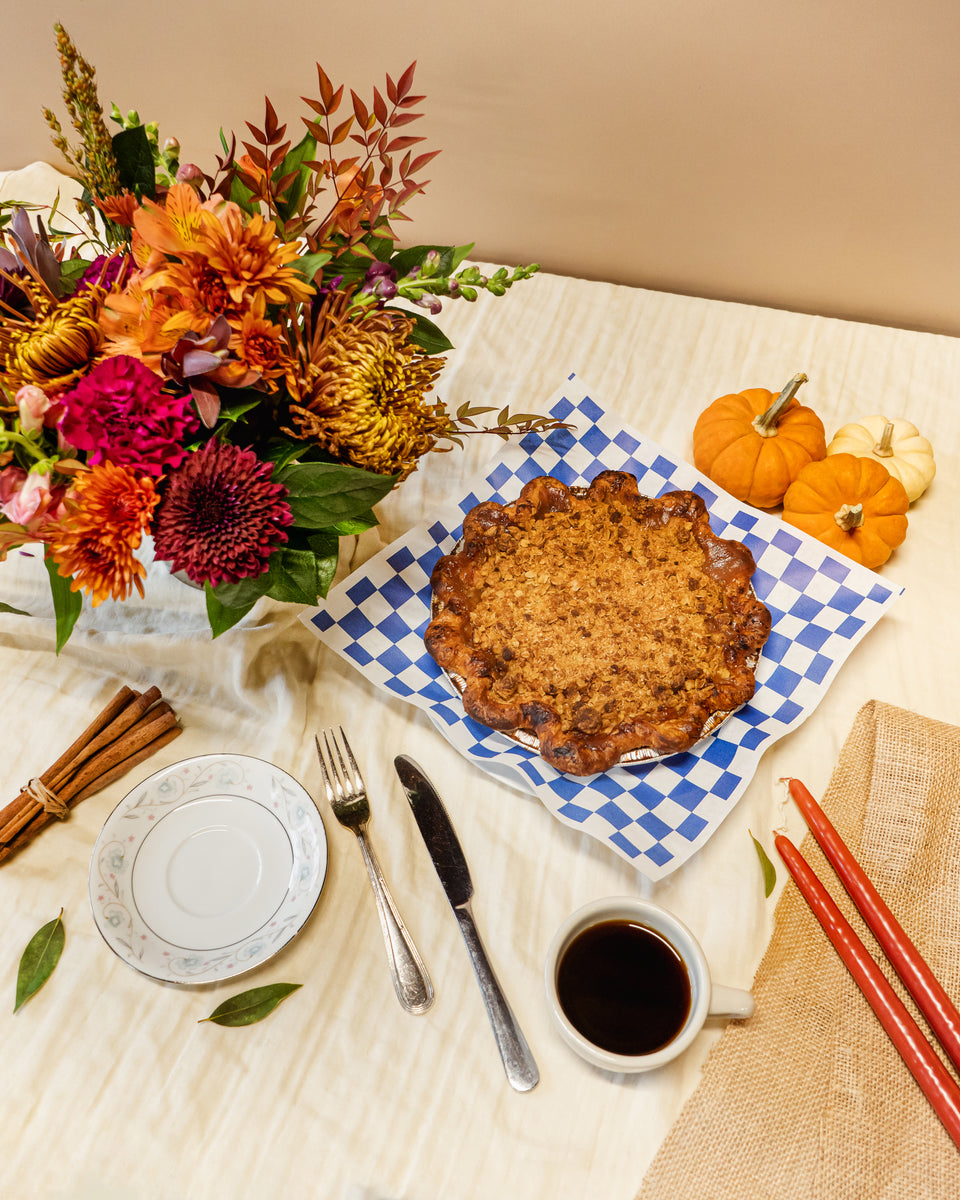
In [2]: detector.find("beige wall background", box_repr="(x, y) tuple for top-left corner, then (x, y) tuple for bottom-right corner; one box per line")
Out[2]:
(3, 0), (960, 335)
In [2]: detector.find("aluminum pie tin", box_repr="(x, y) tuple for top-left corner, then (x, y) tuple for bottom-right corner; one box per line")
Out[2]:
(438, 665), (741, 766)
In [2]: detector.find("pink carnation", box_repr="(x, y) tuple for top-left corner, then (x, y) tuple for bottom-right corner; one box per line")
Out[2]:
(59, 355), (199, 476)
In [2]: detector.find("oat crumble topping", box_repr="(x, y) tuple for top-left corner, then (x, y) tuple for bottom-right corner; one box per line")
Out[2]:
(425, 472), (770, 774)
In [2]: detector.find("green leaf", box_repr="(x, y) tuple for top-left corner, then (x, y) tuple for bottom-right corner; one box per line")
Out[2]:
(264, 547), (324, 605)
(273, 132), (318, 223)
(256, 438), (300, 470)
(289, 251), (330, 285)
(330, 510), (378, 535)
(228, 172), (258, 215)
(200, 982), (302, 1027)
(404, 311), (454, 354)
(214, 393), (263, 425)
(275, 461), (397, 528)
(750, 831), (777, 898)
(15, 911), (65, 1013)
(43, 556), (82, 653)
(307, 530), (341, 598)
(58, 257), (88, 295)
(111, 125), (156, 200)
(204, 584), (259, 638)
(390, 242), (474, 277)
(0, 601), (30, 616)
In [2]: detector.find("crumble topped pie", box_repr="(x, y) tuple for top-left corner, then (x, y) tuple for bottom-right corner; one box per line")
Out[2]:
(425, 470), (771, 775)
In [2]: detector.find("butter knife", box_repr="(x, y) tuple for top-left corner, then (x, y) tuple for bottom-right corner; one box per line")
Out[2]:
(394, 754), (540, 1093)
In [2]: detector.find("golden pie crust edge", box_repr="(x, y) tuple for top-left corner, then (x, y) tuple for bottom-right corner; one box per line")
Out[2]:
(425, 471), (772, 775)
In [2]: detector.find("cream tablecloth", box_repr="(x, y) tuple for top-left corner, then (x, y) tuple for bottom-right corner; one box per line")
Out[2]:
(1, 164), (958, 1199)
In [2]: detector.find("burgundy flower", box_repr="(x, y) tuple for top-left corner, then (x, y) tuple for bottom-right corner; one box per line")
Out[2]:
(152, 439), (293, 587)
(74, 253), (126, 295)
(59, 355), (199, 476)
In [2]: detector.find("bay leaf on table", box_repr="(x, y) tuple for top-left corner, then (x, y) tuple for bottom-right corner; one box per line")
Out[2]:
(750, 830), (777, 898)
(200, 982), (302, 1027)
(14, 910), (65, 1012)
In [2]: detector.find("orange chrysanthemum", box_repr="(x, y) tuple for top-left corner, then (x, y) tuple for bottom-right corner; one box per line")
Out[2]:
(151, 257), (234, 319)
(229, 294), (290, 384)
(46, 462), (159, 605)
(106, 183), (313, 385)
(203, 204), (314, 307)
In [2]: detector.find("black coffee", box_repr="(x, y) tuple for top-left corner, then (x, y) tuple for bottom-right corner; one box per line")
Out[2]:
(556, 919), (692, 1056)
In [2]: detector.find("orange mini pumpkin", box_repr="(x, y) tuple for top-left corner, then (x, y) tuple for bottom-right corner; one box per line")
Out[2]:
(692, 373), (826, 508)
(781, 453), (908, 569)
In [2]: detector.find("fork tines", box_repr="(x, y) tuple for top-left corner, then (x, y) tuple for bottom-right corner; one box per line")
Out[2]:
(315, 726), (365, 808)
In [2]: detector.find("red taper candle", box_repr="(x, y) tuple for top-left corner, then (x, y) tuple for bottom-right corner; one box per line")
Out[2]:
(775, 833), (960, 1149)
(786, 777), (960, 1074)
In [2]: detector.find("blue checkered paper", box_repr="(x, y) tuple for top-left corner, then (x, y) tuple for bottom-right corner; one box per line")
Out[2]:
(305, 374), (903, 880)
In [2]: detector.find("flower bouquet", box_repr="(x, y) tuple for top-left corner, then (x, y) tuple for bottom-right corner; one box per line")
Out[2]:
(0, 26), (557, 650)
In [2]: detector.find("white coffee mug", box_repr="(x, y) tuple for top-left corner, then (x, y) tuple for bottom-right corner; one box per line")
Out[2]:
(544, 896), (754, 1072)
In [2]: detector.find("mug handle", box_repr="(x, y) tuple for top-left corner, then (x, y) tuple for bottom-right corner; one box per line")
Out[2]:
(708, 984), (754, 1019)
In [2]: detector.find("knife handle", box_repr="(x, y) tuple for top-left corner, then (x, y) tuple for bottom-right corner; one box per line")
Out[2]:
(454, 904), (540, 1092)
(355, 828), (435, 1015)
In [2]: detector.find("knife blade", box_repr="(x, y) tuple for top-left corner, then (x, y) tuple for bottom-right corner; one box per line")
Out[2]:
(394, 754), (540, 1093)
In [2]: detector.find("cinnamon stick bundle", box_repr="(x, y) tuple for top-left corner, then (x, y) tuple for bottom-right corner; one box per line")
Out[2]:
(0, 684), (182, 864)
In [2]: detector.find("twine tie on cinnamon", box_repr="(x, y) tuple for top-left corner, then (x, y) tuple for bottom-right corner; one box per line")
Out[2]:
(0, 684), (182, 864)
(23, 778), (69, 819)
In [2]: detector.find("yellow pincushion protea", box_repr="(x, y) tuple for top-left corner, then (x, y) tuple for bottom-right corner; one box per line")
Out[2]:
(0, 287), (105, 395)
(285, 307), (446, 479)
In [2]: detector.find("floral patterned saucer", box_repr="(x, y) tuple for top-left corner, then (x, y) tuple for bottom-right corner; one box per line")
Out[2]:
(88, 754), (327, 984)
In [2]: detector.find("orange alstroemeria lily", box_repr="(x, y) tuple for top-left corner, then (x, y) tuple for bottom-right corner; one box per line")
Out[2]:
(132, 181), (217, 259)
(99, 276), (198, 370)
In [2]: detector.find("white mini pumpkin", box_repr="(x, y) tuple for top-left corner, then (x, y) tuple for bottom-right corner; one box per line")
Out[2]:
(826, 415), (935, 502)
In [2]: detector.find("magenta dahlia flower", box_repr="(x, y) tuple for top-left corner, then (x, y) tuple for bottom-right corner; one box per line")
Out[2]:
(152, 440), (293, 587)
(59, 355), (199, 476)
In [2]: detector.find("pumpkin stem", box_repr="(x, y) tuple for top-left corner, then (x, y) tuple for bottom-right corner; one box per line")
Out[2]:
(835, 502), (864, 532)
(873, 419), (896, 458)
(753, 372), (808, 438)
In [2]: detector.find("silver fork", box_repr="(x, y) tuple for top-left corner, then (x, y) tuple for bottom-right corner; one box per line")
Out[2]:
(315, 728), (434, 1014)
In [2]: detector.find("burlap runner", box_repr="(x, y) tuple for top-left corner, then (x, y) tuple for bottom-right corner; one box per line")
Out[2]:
(637, 700), (960, 1199)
